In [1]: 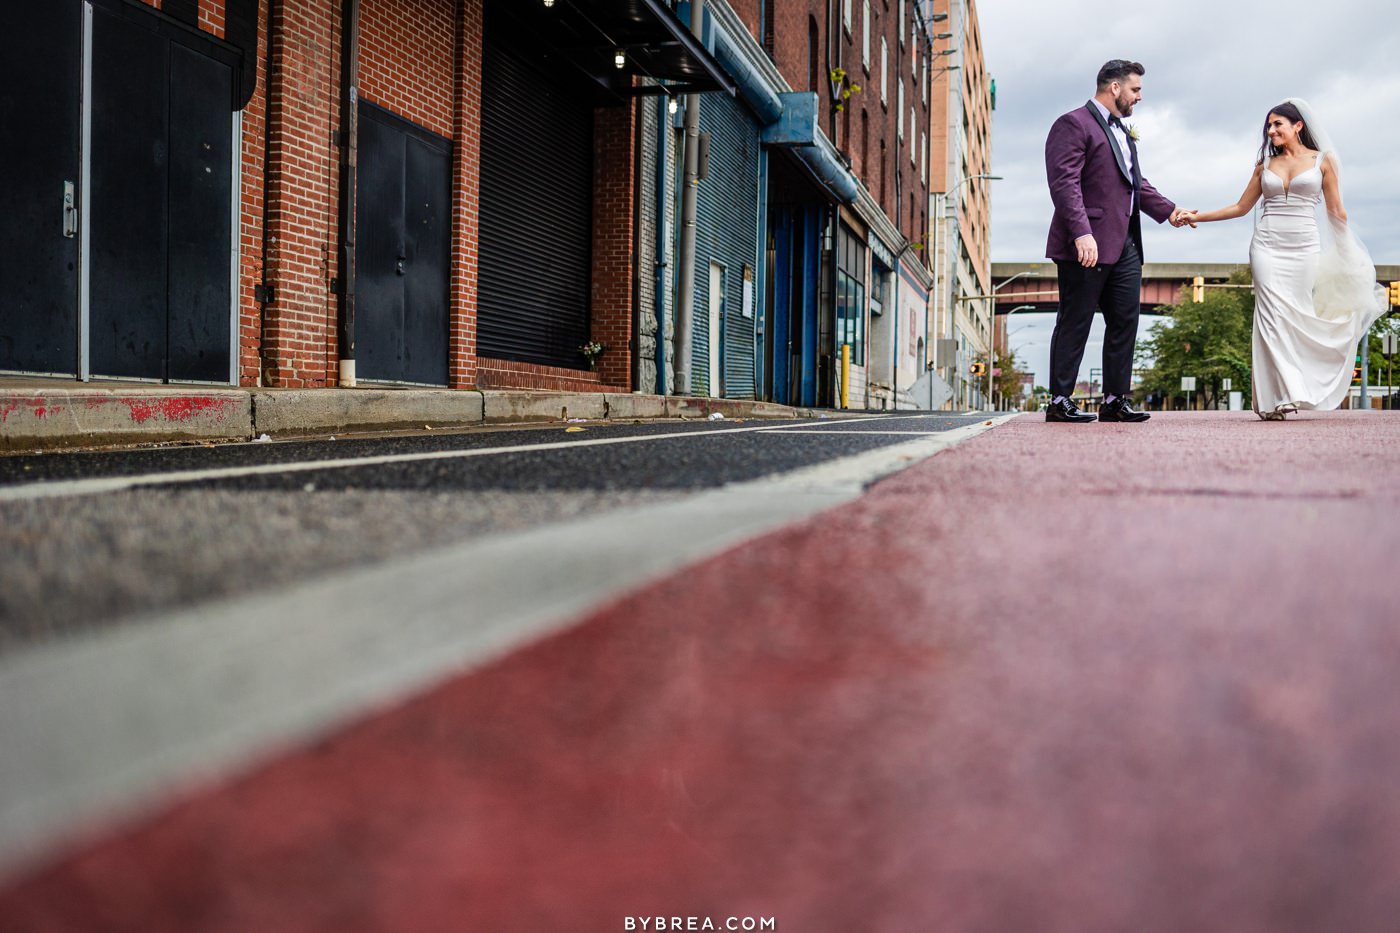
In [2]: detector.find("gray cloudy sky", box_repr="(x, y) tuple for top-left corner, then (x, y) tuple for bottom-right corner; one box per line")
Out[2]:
(975, 0), (1400, 389)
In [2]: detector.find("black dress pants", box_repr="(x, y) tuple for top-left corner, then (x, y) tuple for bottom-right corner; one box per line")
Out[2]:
(1049, 236), (1142, 398)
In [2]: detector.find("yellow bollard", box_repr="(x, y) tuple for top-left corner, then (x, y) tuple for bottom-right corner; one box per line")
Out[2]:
(840, 344), (851, 409)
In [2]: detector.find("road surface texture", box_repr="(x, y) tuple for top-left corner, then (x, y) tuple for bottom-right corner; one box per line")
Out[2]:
(3, 410), (1400, 932)
(0, 414), (981, 647)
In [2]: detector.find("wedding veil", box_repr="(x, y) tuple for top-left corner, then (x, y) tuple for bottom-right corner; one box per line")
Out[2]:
(1277, 97), (1389, 323)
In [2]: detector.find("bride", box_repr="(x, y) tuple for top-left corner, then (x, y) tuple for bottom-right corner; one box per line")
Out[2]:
(1181, 99), (1386, 419)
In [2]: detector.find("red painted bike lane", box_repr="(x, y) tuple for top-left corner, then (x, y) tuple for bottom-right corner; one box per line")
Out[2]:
(5, 412), (1400, 932)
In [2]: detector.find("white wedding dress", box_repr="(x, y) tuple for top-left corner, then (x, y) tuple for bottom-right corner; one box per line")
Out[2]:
(1249, 156), (1386, 417)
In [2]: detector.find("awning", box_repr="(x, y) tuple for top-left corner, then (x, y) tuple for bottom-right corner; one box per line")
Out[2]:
(492, 0), (736, 105)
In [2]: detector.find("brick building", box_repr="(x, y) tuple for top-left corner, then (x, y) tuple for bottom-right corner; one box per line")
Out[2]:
(3, 0), (982, 409)
(929, 0), (995, 410)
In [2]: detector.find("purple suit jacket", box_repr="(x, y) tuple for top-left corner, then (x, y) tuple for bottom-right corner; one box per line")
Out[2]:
(1045, 102), (1175, 265)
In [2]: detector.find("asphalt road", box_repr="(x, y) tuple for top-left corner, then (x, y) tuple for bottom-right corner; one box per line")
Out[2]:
(0, 412), (985, 649)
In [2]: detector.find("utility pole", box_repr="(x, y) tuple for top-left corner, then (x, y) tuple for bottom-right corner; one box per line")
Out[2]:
(673, 0), (706, 396)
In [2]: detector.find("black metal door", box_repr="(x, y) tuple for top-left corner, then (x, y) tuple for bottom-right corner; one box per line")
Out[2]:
(0, 1), (82, 374)
(478, 36), (593, 368)
(356, 102), (450, 386)
(89, 3), (232, 381)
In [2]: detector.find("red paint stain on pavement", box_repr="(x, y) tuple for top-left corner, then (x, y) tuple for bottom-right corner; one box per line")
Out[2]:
(117, 397), (234, 424)
(1, 399), (67, 422)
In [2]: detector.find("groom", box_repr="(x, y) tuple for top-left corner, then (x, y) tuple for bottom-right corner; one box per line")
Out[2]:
(1044, 59), (1189, 423)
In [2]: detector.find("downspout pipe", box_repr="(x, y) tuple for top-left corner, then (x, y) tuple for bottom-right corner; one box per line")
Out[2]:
(673, 0), (706, 395)
(655, 94), (670, 395)
(258, 0), (279, 386)
(336, 0), (360, 387)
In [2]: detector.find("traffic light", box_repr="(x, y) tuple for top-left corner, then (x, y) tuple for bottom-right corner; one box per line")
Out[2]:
(1389, 281), (1400, 307)
(1192, 275), (1205, 303)
(1353, 354), (1362, 384)
(969, 361), (987, 377)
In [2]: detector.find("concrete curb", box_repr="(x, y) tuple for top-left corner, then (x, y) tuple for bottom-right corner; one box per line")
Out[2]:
(0, 389), (251, 452)
(0, 385), (817, 453)
(252, 389), (485, 437)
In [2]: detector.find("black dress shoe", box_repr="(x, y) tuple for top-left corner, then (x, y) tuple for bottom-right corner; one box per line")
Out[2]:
(1045, 397), (1095, 423)
(1098, 396), (1151, 422)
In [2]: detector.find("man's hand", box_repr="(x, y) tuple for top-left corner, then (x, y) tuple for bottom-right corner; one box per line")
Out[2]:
(1075, 234), (1098, 268)
(1169, 208), (1197, 228)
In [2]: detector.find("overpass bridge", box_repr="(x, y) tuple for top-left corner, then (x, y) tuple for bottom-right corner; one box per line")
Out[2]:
(990, 262), (1400, 315)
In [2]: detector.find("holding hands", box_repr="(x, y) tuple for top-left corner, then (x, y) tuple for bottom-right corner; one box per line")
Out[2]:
(1170, 208), (1198, 228)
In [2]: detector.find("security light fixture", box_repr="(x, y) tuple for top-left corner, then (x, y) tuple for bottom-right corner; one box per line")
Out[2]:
(614, 49), (626, 69)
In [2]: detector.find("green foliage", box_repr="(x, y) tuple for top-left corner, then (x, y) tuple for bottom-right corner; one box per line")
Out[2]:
(1362, 313), (1400, 388)
(1135, 269), (1254, 408)
(994, 346), (1030, 408)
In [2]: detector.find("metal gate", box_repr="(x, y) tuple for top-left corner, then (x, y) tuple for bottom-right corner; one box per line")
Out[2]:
(477, 35), (593, 369)
(0, 3), (83, 375)
(355, 102), (451, 386)
(0, 0), (237, 383)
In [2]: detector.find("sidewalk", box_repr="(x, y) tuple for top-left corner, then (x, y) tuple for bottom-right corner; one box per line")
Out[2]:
(0, 378), (816, 452)
(4, 411), (1400, 931)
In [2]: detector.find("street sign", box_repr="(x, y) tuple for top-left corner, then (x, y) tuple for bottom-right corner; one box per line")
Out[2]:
(1384, 333), (1399, 356)
(1221, 378), (1232, 391)
(1181, 376), (1197, 391)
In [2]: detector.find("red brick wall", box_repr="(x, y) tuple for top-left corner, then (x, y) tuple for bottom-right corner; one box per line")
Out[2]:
(358, 0), (455, 139)
(237, 1), (266, 386)
(259, 0), (341, 387)
(477, 359), (616, 394)
(450, 0), (483, 389)
(590, 103), (637, 391)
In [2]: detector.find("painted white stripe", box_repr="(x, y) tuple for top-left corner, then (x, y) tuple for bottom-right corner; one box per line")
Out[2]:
(0, 414), (1017, 876)
(0, 416), (875, 504)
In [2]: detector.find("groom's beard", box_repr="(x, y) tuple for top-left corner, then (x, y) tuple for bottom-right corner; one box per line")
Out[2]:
(1116, 94), (1135, 117)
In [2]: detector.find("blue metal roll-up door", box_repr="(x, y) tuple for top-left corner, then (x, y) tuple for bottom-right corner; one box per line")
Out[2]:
(693, 92), (759, 398)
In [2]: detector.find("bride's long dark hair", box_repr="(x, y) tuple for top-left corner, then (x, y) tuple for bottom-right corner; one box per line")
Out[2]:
(1258, 101), (1322, 162)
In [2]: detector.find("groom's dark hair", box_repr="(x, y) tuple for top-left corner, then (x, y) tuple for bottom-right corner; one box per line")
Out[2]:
(1097, 60), (1145, 90)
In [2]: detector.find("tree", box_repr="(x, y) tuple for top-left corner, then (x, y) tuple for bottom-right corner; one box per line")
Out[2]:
(993, 346), (1030, 410)
(1136, 268), (1254, 409)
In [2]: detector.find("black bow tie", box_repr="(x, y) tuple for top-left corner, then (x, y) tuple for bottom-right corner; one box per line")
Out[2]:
(1108, 115), (1124, 128)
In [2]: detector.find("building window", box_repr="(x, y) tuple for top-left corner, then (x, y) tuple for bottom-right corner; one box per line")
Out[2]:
(862, 1), (871, 70)
(897, 80), (904, 138)
(910, 108), (916, 162)
(836, 225), (867, 360)
(861, 109), (869, 177)
(808, 17), (819, 92)
(920, 131), (926, 183)
(762, 0), (775, 58)
(898, 0), (905, 46)
(843, 0), (852, 32)
(880, 37), (888, 105)
(921, 59), (927, 104)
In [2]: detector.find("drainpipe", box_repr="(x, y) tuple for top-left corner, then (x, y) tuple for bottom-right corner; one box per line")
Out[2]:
(257, 0), (280, 386)
(673, 0), (705, 396)
(655, 94), (670, 395)
(336, 0), (360, 387)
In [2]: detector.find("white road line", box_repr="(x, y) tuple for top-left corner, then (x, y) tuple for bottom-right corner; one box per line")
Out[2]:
(0, 413), (1017, 877)
(755, 430), (955, 435)
(0, 416), (875, 504)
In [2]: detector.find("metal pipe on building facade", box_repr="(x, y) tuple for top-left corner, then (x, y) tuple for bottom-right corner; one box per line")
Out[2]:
(336, 0), (361, 387)
(673, 0), (706, 396)
(655, 94), (670, 395)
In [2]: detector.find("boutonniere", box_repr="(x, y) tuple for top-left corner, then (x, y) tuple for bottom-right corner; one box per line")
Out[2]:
(1126, 124), (1142, 142)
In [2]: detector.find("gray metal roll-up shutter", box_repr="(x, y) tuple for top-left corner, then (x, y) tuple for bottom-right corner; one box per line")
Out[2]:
(478, 39), (593, 368)
(694, 91), (760, 398)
